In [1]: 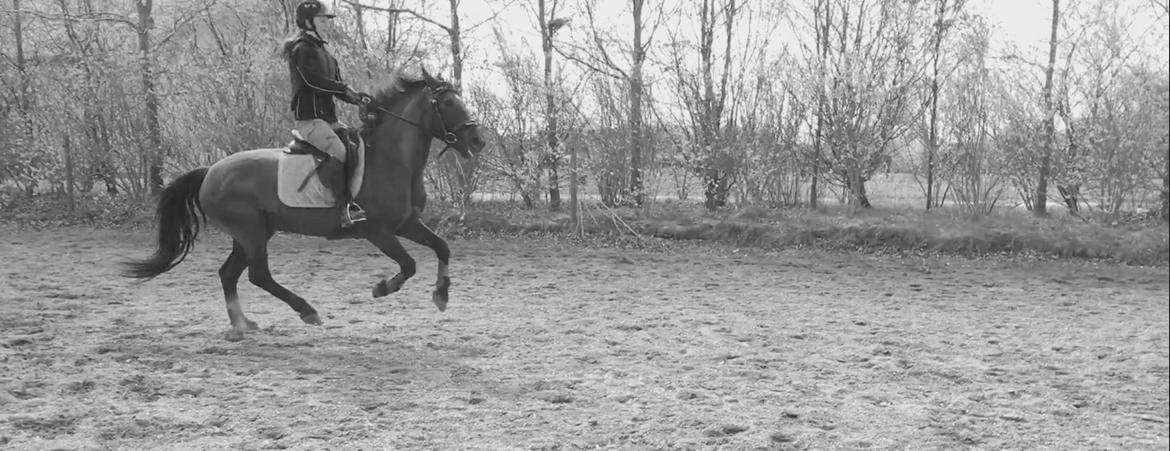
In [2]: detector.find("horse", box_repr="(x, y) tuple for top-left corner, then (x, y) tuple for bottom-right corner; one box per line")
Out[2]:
(122, 69), (486, 341)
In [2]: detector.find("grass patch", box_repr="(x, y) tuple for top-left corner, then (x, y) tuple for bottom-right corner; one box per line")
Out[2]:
(423, 201), (1169, 266)
(0, 192), (154, 229)
(3, 193), (1165, 265)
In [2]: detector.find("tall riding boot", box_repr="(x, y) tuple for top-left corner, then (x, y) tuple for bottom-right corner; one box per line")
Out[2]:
(315, 157), (364, 228)
(338, 129), (367, 225)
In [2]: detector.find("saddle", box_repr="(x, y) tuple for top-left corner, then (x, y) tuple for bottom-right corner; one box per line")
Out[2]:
(277, 128), (366, 208)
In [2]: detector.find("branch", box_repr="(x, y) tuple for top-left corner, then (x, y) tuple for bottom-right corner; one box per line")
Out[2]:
(155, 0), (218, 48)
(555, 43), (623, 80)
(994, 53), (1046, 72)
(1153, 0), (1170, 15)
(579, 1), (629, 79)
(463, 0), (523, 34)
(342, 1), (452, 33)
(0, 8), (137, 28)
(2, 0), (214, 46)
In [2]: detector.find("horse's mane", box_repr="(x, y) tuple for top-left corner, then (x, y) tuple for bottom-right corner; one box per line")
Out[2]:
(371, 72), (455, 107)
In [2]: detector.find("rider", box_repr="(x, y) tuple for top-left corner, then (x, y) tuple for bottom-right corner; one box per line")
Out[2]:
(282, 0), (371, 228)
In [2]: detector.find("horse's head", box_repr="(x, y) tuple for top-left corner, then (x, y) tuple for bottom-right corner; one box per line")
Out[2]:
(420, 68), (485, 158)
(364, 69), (486, 160)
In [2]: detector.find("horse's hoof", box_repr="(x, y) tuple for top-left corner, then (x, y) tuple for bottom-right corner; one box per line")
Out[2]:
(301, 312), (323, 325)
(432, 276), (450, 312)
(373, 279), (402, 298)
(224, 330), (246, 342)
(373, 280), (390, 298)
(245, 319), (260, 331)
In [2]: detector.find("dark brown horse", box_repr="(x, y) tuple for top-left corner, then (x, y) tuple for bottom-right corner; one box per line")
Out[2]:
(123, 69), (485, 341)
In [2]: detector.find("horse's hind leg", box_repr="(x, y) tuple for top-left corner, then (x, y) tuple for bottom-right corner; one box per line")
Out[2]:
(235, 228), (323, 326)
(219, 240), (259, 341)
(395, 218), (450, 312)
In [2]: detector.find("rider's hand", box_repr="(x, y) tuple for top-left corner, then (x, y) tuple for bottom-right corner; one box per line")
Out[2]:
(355, 92), (373, 105)
(345, 86), (366, 104)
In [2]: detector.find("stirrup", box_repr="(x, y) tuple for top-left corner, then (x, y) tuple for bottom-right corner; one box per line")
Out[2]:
(341, 202), (367, 228)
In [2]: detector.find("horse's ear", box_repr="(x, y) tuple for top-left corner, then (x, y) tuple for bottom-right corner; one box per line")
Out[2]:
(421, 66), (436, 84)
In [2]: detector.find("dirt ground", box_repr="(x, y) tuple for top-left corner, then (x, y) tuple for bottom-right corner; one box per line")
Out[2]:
(1, 226), (1167, 450)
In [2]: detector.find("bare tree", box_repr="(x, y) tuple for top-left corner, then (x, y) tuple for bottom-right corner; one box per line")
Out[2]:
(0, 0), (36, 196)
(558, 0), (662, 207)
(666, 0), (741, 211)
(918, 0), (966, 210)
(135, 0), (166, 194)
(7, 0), (213, 195)
(803, 0), (925, 209)
(474, 24), (545, 208)
(807, 0), (831, 208)
(1034, 0), (1061, 216)
(627, 0), (647, 206)
(1062, 1), (1169, 217)
(940, 19), (1007, 215)
(538, 0), (565, 211)
(11, 0), (29, 120)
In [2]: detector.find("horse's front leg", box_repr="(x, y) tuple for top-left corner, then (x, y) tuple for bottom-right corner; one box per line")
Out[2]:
(395, 218), (451, 312)
(366, 228), (416, 299)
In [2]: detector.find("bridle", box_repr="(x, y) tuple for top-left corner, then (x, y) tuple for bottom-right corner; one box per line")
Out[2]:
(361, 84), (478, 159)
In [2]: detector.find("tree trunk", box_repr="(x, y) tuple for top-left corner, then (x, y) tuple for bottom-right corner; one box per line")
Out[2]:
(857, 179), (871, 208)
(447, 0), (463, 86)
(386, 2), (400, 54)
(628, 0), (645, 206)
(539, 0), (561, 211)
(1162, 151), (1169, 221)
(809, 0), (830, 209)
(442, 0), (476, 207)
(924, 0), (947, 211)
(14, 0), (35, 162)
(14, 0), (30, 115)
(63, 135), (75, 214)
(354, 3), (368, 51)
(693, 0), (735, 213)
(809, 169), (819, 208)
(1058, 184), (1080, 212)
(137, 0), (164, 195)
(95, 114), (119, 195)
(569, 142), (579, 228)
(1035, 0), (1060, 216)
(845, 172), (872, 209)
(703, 171), (732, 210)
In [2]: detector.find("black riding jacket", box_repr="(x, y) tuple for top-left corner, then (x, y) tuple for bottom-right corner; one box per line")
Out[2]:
(287, 32), (356, 123)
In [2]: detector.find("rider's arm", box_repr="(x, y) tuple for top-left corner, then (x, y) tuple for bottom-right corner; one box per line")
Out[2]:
(333, 63), (359, 106)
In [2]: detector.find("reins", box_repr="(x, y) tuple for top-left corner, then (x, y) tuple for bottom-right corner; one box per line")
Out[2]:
(360, 86), (478, 159)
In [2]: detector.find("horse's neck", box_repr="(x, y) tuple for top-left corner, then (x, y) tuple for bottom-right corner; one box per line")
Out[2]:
(362, 95), (433, 178)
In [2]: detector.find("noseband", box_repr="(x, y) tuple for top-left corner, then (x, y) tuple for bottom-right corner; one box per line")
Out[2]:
(363, 85), (477, 158)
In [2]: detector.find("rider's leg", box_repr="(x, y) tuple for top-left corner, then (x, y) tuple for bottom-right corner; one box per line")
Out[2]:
(331, 124), (366, 207)
(295, 119), (365, 227)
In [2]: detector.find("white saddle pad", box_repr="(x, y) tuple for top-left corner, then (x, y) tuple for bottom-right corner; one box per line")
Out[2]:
(276, 138), (365, 208)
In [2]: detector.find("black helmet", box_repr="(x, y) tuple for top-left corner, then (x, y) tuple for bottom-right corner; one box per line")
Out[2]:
(295, 0), (334, 30)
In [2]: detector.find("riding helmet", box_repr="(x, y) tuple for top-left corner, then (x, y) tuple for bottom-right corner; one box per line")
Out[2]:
(295, 0), (335, 30)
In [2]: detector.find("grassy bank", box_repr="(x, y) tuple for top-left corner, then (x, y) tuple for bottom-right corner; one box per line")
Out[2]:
(420, 202), (1169, 266)
(3, 193), (1167, 266)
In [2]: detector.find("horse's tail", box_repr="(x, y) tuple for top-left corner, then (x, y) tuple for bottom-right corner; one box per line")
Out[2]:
(122, 167), (209, 279)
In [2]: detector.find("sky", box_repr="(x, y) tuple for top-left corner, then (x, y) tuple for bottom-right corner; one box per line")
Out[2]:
(337, 0), (1169, 99)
